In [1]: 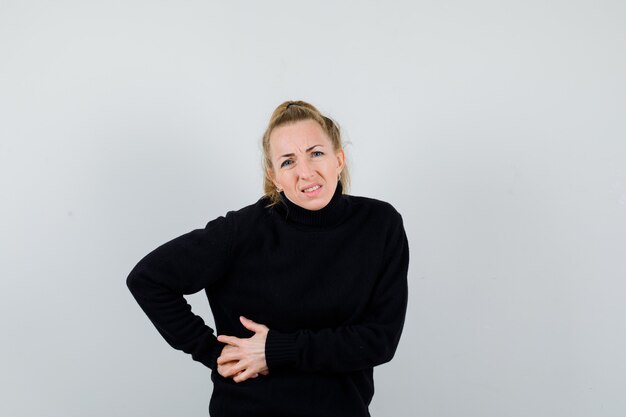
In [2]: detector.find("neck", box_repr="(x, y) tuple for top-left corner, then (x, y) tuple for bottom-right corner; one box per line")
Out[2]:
(275, 182), (347, 228)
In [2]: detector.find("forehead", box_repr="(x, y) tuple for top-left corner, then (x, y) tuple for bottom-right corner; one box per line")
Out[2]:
(269, 119), (332, 156)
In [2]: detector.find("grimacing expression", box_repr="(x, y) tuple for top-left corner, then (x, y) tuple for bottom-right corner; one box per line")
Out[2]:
(269, 119), (345, 211)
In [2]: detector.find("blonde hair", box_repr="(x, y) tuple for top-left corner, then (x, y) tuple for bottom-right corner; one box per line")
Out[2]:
(262, 100), (350, 206)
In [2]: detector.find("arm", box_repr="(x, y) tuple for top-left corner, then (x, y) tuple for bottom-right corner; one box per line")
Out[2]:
(126, 214), (233, 370)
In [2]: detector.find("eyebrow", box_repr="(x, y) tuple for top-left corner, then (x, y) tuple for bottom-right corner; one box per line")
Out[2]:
(279, 144), (323, 159)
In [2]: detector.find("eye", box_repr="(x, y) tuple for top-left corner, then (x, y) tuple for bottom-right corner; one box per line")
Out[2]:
(280, 159), (293, 168)
(311, 151), (324, 157)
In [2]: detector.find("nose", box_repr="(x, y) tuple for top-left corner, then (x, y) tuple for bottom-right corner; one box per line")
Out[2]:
(296, 158), (314, 179)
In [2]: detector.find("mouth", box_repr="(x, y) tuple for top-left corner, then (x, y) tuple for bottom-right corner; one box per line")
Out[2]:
(302, 184), (322, 193)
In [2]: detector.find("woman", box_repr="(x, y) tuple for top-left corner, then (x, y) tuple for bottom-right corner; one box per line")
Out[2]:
(127, 100), (409, 416)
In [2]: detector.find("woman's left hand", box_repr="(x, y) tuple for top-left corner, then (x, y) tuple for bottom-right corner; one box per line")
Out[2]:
(217, 316), (269, 383)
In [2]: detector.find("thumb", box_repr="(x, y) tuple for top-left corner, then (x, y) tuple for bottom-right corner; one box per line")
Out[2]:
(239, 316), (266, 333)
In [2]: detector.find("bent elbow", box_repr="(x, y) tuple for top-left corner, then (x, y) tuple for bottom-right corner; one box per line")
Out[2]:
(369, 327), (403, 367)
(126, 264), (149, 296)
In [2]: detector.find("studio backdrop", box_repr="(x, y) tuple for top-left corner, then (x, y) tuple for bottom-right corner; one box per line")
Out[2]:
(1, 1), (625, 416)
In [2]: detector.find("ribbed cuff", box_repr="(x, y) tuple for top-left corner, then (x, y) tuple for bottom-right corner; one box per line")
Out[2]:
(265, 330), (298, 370)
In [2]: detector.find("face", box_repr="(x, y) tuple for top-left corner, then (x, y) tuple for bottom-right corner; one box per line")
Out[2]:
(268, 119), (345, 211)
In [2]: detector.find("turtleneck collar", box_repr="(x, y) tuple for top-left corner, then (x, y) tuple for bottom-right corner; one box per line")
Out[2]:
(274, 181), (348, 228)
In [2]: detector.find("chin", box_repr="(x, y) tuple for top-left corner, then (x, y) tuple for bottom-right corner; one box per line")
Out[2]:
(302, 198), (329, 211)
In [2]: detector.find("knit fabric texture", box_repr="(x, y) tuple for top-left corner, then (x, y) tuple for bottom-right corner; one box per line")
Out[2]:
(127, 182), (409, 417)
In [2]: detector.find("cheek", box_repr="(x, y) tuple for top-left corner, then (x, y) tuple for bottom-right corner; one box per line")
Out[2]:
(273, 170), (291, 186)
(325, 162), (339, 174)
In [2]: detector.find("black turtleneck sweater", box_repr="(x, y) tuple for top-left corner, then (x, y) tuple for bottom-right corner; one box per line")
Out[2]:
(126, 183), (409, 417)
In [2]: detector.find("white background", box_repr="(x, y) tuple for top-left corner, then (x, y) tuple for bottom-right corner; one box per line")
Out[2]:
(1, 1), (625, 416)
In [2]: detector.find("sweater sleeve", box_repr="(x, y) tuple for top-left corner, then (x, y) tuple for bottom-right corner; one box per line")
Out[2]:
(264, 210), (409, 373)
(126, 214), (234, 370)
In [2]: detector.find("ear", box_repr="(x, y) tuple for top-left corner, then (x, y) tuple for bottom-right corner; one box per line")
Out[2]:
(335, 148), (345, 174)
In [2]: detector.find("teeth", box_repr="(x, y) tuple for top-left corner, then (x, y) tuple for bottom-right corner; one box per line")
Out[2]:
(304, 185), (321, 192)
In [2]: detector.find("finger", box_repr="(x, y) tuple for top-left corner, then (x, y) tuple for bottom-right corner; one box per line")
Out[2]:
(217, 355), (231, 365)
(221, 344), (236, 353)
(218, 363), (235, 378)
(221, 361), (246, 378)
(218, 365), (232, 378)
(234, 367), (258, 383)
(217, 353), (234, 365)
(217, 352), (240, 365)
(217, 335), (241, 346)
(239, 316), (267, 333)
(218, 345), (236, 359)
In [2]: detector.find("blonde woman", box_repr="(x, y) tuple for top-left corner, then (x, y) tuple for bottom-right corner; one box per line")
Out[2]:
(127, 100), (409, 416)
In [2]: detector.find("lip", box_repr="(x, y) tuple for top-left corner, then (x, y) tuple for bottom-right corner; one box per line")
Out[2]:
(301, 183), (323, 197)
(300, 182), (322, 192)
